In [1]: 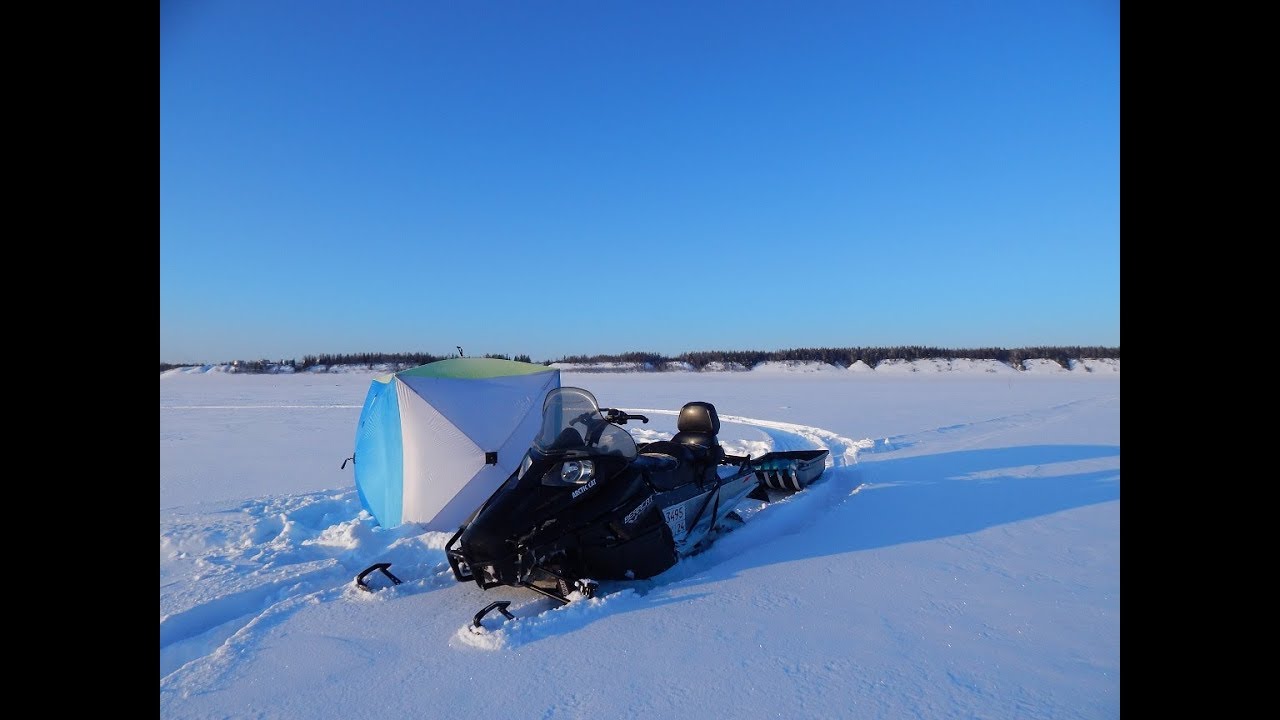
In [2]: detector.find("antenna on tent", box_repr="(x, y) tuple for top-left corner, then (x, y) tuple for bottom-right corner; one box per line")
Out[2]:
(457, 346), (465, 358)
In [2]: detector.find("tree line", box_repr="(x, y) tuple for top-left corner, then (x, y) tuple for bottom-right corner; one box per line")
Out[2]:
(161, 346), (1117, 374)
(667, 345), (1119, 370)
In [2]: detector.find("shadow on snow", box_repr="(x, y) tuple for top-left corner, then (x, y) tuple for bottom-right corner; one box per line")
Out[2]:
(658, 443), (1119, 593)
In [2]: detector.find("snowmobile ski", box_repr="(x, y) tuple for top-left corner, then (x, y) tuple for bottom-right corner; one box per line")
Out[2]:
(354, 562), (403, 592)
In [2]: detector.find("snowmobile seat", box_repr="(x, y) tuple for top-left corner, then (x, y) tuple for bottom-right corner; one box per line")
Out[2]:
(634, 441), (696, 490)
(634, 453), (679, 472)
(672, 401), (725, 466)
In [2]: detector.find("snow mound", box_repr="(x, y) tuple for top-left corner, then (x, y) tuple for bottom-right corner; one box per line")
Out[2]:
(305, 363), (404, 374)
(752, 361), (847, 373)
(1069, 358), (1120, 373)
(871, 359), (918, 373)
(162, 364), (233, 375)
(701, 361), (749, 372)
(549, 362), (659, 372)
(1022, 359), (1068, 373)
(909, 358), (1019, 374)
(871, 359), (1022, 373)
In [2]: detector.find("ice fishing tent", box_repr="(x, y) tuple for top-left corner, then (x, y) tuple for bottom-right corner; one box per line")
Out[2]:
(353, 358), (560, 530)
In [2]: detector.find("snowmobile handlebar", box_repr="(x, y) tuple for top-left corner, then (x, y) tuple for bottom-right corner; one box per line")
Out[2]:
(603, 408), (648, 425)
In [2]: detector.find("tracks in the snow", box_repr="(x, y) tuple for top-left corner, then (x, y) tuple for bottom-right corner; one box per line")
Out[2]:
(162, 414), (875, 671)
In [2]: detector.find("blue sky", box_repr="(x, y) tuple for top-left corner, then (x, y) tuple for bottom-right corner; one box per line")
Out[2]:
(160, 1), (1119, 364)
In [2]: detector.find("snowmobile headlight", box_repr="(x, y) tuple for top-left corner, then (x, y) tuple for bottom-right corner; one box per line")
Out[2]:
(543, 459), (595, 486)
(561, 460), (594, 484)
(519, 453), (534, 479)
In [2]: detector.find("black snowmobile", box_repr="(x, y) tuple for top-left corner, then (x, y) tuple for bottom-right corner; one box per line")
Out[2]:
(433, 386), (829, 628)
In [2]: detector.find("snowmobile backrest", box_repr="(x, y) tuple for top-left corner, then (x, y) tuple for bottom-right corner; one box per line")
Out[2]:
(675, 401), (720, 437)
(673, 402), (723, 464)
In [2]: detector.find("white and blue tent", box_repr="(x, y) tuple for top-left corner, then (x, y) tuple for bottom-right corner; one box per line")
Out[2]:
(353, 358), (560, 529)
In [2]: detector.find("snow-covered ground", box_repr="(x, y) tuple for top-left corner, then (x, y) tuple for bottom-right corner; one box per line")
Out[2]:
(160, 367), (1119, 719)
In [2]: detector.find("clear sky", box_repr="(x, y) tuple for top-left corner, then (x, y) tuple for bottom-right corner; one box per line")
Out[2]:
(160, 1), (1119, 364)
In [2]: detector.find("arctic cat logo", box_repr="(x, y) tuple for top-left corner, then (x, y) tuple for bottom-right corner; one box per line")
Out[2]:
(624, 496), (654, 525)
(571, 478), (597, 499)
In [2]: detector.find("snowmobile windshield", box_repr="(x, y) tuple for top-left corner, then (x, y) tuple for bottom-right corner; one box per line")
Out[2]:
(534, 387), (637, 461)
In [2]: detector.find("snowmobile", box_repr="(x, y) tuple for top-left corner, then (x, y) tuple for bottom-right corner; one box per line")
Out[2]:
(429, 387), (829, 628)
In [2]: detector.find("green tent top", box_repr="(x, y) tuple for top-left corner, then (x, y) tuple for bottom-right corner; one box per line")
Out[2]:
(395, 357), (553, 380)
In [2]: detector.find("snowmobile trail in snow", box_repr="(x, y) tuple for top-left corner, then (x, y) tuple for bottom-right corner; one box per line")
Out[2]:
(861, 394), (1120, 457)
(633, 408), (873, 467)
(160, 490), (457, 680)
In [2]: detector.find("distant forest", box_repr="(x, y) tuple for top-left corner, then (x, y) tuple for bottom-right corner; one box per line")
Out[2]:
(160, 346), (1119, 374)
(560, 345), (1119, 370)
(159, 352), (533, 374)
